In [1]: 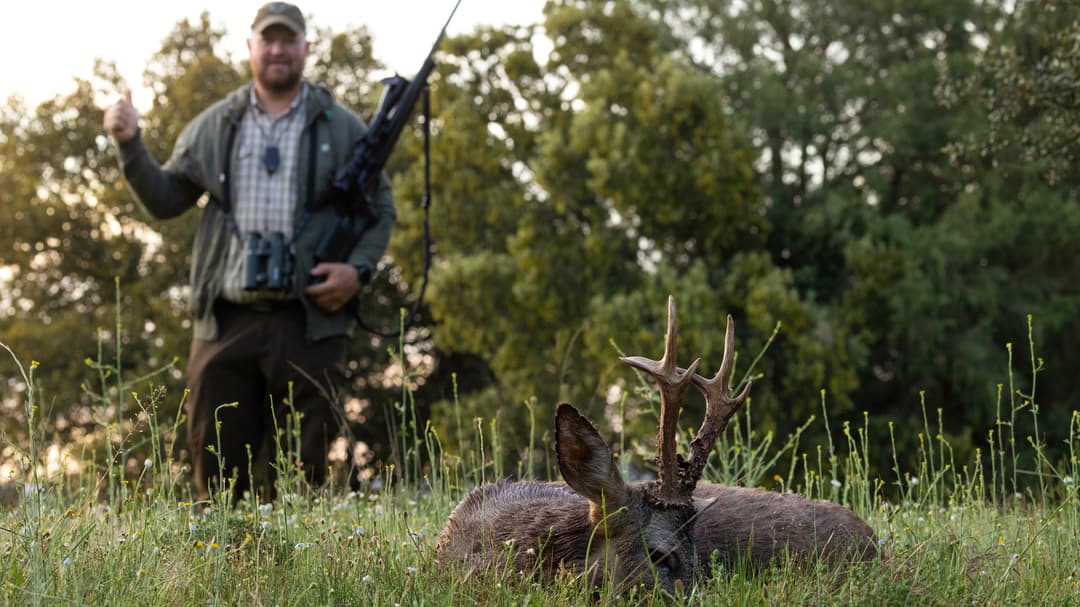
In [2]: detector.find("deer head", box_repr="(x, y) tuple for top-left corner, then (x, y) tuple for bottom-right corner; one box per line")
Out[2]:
(553, 295), (752, 594)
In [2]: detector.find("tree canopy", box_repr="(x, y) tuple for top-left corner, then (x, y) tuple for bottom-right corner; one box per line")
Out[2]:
(1, 0), (1076, 491)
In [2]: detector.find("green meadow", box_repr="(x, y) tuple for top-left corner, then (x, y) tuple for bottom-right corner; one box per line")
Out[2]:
(1, 317), (1077, 607)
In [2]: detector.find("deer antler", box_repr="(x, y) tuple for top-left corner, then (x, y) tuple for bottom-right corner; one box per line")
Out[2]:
(620, 297), (753, 506)
(620, 295), (700, 506)
(686, 314), (752, 482)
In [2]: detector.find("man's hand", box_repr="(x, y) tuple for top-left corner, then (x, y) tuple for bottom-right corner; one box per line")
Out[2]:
(104, 89), (139, 143)
(305, 262), (363, 312)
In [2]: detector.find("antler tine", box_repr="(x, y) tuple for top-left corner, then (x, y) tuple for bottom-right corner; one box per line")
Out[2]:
(620, 295), (700, 506)
(687, 314), (752, 481)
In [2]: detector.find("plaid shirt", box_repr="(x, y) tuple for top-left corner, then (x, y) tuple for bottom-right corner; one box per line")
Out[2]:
(221, 84), (309, 302)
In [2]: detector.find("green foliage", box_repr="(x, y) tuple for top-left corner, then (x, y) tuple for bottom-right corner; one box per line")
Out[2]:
(3, 0), (1080, 486)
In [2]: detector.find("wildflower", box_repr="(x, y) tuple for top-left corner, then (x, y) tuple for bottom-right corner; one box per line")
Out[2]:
(137, 568), (147, 578)
(406, 566), (418, 574)
(208, 542), (220, 552)
(1064, 476), (1074, 485)
(997, 538), (1006, 546)
(146, 488), (154, 497)
(295, 543), (309, 550)
(260, 521), (272, 531)
(1010, 554), (1019, 562)
(362, 575), (373, 584)
(909, 477), (919, 486)
(62, 557), (72, 567)
(189, 523), (199, 532)
(830, 479), (842, 488)
(525, 548), (536, 556)
(194, 540), (205, 549)
(259, 502), (273, 513)
(353, 526), (366, 536)
(143, 458), (153, 469)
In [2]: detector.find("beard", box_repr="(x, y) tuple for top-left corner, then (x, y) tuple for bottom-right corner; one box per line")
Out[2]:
(256, 62), (303, 94)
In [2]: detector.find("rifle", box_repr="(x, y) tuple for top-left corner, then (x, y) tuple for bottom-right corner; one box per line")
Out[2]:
(311, 0), (461, 337)
(332, 0), (462, 200)
(312, 0), (461, 281)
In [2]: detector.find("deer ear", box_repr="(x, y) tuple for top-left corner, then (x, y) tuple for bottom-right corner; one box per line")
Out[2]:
(555, 403), (626, 508)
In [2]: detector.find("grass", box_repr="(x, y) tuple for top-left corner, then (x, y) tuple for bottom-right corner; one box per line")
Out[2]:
(0, 311), (1078, 606)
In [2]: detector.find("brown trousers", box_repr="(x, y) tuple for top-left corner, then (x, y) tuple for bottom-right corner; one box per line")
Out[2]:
(185, 300), (347, 503)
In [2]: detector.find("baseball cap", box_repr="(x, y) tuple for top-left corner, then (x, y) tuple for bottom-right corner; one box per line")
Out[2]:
(251, 2), (305, 35)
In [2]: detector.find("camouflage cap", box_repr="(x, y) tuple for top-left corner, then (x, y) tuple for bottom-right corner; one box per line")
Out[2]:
(251, 2), (305, 35)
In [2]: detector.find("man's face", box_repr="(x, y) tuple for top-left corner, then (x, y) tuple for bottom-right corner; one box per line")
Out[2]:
(248, 24), (309, 93)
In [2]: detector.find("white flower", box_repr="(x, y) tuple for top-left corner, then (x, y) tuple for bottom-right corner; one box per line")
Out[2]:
(406, 567), (418, 574)
(1064, 476), (1074, 485)
(62, 557), (72, 567)
(830, 479), (842, 488)
(259, 503), (274, 513)
(188, 523), (199, 532)
(362, 575), (373, 584)
(353, 526), (366, 536)
(260, 522), (272, 531)
(143, 458), (153, 469)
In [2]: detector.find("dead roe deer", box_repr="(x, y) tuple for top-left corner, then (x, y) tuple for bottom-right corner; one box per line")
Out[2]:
(435, 296), (876, 594)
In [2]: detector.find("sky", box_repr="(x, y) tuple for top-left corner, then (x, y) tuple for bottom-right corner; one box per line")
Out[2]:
(1, 0), (546, 108)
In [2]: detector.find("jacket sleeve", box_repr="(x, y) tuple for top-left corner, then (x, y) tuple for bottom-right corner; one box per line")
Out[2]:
(116, 126), (206, 220)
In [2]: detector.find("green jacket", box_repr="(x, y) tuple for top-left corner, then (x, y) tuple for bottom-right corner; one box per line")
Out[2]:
(117, 82), (396, 342)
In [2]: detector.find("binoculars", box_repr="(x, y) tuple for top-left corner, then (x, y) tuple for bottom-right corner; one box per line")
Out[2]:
(244, 231), (294, 292)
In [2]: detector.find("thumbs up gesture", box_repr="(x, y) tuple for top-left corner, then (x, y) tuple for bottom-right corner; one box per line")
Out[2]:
(104, 89), (139, 143)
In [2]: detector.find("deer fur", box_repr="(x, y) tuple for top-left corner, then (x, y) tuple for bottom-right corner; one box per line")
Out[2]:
(692, 484), (878, 570)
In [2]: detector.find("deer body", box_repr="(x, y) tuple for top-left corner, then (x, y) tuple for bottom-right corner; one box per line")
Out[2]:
(691, 483), (877, 570)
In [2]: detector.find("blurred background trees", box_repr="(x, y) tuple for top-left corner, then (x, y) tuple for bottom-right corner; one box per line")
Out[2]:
(1, 0), (1076, 492)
